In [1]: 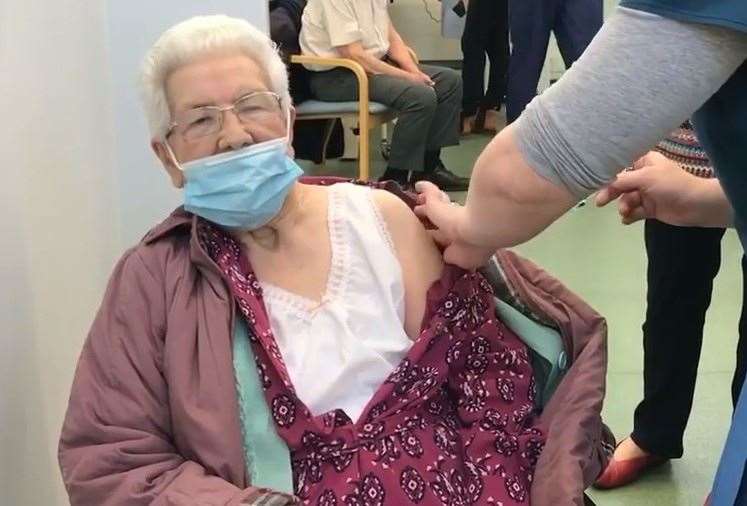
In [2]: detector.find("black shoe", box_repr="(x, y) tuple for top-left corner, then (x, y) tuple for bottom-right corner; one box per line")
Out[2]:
(417, 164), (470, 191)
(378, 167), (412, 187)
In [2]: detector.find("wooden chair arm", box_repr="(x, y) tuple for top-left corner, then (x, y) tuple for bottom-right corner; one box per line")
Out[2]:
(290, 54), (369, 109)
(290, 54), (372, 181)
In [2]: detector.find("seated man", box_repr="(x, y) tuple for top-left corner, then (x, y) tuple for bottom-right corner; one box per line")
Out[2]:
(58, 15), (608, 506)
(300, 0), (469, 190)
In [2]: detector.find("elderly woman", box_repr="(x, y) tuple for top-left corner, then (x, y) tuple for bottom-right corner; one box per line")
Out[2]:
(59, 15), (607, 506)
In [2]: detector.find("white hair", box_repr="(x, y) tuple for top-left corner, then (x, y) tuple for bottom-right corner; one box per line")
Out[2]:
(140, 14), (291, 139)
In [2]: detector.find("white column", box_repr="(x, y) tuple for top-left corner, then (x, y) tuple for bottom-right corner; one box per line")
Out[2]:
(0, 1), (119, 503)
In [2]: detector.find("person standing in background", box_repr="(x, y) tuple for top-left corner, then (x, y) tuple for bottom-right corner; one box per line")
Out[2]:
(460, 0), (509, 134)
(505, 0), (603, 124)
(594, 123), (747, 489)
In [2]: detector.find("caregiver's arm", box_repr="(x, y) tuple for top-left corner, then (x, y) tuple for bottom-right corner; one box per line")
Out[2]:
(417, 7), (747, 267)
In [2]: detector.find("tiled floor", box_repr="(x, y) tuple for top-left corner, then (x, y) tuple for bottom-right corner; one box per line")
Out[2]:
(298, 126), (743, 506)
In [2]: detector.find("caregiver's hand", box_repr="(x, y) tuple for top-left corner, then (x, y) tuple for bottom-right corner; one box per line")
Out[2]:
(595, 151), (733, 228)
(414, 181), (496, 270)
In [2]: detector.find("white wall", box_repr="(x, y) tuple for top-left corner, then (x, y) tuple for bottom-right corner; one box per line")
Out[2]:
(0, 2), (268, 504)
(0, 1), (119, 503)
(389, 0), (462, 61)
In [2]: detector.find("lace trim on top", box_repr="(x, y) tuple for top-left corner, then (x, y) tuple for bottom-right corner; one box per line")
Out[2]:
(261, 184), (351, 317)
(367, 189), (398, 258)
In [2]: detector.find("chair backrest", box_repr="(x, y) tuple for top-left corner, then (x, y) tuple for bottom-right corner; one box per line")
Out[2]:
(494, 298), (568, 409)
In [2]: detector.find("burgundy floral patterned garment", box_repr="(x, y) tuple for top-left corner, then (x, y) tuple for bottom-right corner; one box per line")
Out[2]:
(199, 222), (544, 506)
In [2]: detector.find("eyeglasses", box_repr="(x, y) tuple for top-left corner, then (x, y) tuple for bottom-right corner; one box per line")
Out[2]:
(166, 91), (283, 141)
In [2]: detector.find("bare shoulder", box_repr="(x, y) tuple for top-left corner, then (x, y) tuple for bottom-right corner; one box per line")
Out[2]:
(370, 189), (425, 238)
(370, 188), (443, 338)
(370, 188), (443, 271)
(370, 188), (416, 223)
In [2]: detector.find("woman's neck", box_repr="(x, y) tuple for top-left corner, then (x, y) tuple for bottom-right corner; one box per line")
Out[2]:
(235, 183), (310, 250)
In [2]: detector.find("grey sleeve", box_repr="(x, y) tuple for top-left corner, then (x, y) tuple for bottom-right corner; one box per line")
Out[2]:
(513, 6), (747, 199)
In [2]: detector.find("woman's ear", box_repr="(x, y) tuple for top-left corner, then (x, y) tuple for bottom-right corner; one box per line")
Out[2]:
(151, 140), (184, 188)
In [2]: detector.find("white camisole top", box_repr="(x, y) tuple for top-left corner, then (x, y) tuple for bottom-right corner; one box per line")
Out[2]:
(261, 183), (412, 423)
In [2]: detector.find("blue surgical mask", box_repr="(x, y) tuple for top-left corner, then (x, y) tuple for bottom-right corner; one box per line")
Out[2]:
(168, 134), (303, 231)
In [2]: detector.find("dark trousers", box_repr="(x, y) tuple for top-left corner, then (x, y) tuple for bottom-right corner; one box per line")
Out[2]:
(505, 0), (602, 123)
(308, 64), (462, 173)
(631, 219), (747, 459)
(461, 0), (509, 115)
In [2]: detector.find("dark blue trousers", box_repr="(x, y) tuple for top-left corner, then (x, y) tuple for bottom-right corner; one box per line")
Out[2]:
(461, 0), (509, 115)
(505, 0), (603, 123)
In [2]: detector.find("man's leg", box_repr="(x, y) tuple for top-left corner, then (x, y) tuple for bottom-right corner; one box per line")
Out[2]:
(632, 220), (726, 458)
(420, 64), (462, 154)
(461, 0), (488, 118)
(479, 0), (509, 131)
(418, 64), (470, 190)
(308, 67), (437, 177)
(482, 0), (509, 111)
(505, 0), (554, 123)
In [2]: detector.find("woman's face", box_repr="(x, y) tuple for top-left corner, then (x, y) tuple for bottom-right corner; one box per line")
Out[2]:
(152, 53), (289, 188)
